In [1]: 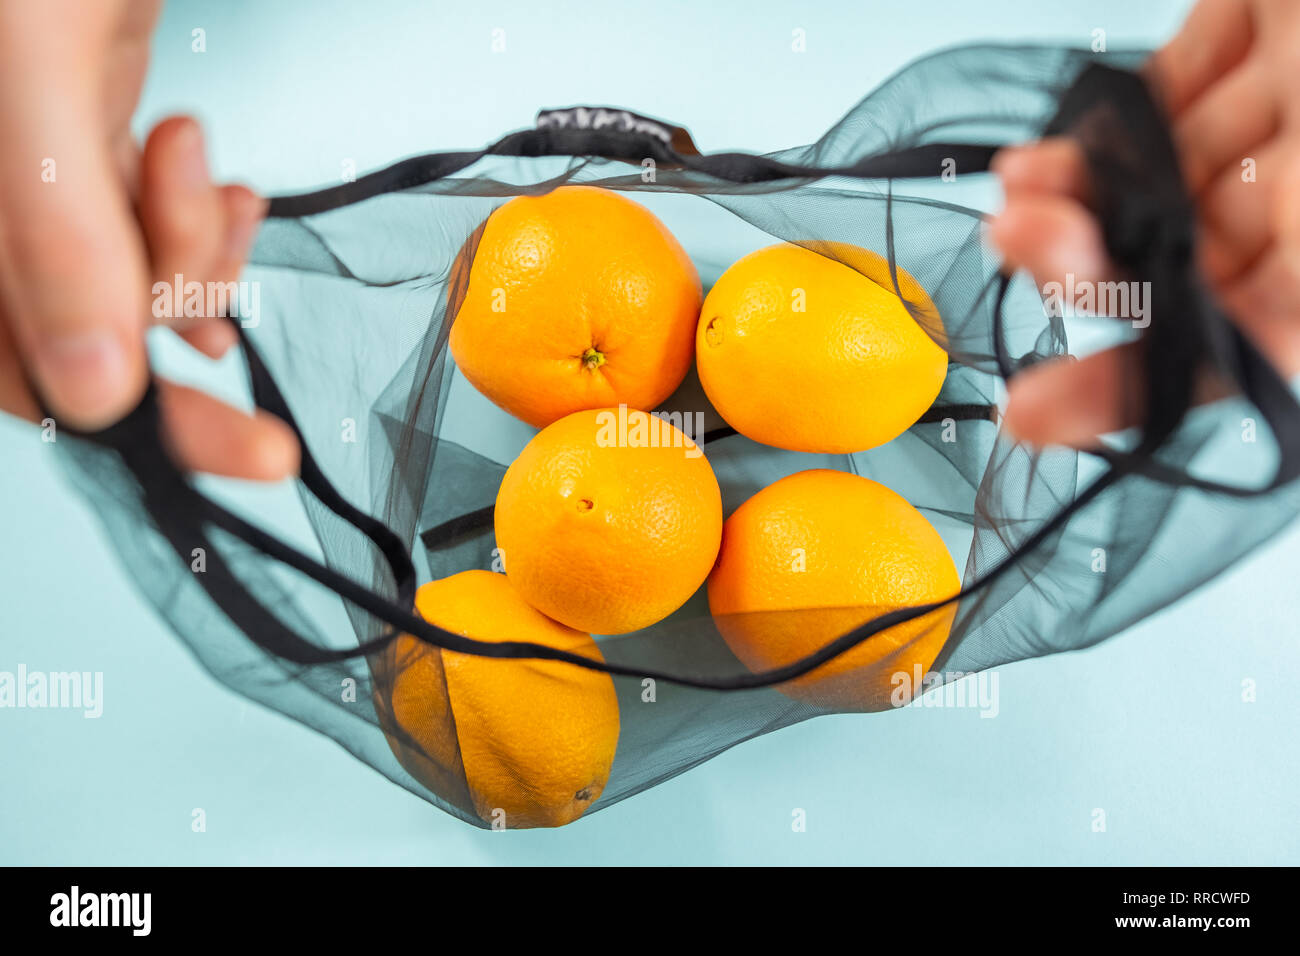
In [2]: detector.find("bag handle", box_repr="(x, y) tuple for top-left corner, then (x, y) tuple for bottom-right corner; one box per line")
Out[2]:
(534, 106), (702, 156)
(265, 113), (1001, 218)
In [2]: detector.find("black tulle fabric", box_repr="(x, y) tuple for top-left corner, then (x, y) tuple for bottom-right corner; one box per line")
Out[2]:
(55, 44), (1300, 828)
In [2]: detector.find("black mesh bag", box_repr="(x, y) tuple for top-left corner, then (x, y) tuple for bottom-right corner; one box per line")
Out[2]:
(55, 44), (1300, 829)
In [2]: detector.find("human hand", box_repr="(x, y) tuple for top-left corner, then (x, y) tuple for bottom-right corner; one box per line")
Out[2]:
(991, 0), (1300, 447)
(0, 0), (297, 479)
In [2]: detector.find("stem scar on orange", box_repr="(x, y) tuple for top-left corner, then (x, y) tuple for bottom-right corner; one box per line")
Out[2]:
(449, 185), (702, 428)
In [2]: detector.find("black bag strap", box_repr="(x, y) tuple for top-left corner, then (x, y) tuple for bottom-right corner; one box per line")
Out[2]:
(58, 64), (1300, 686)
(266, 104), (1001, 218)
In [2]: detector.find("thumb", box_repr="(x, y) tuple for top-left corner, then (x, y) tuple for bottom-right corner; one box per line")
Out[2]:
(0, 71), (150, 429)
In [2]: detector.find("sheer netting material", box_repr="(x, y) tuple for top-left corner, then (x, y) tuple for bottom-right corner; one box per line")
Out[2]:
(55, 44), (1300, 828)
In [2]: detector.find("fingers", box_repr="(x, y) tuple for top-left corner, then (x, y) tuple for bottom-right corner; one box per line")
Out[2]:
(992, 139), (1091, 205)
(0, 89), (151, 429)
(134, 118), (292, 480)
(110, 128), (141, 201)
(1174, 56), (1280, 194)
(1197, 137), (1288, 284)
(1147, 0), (1255, 115)
(213, 184), (267, 287)
(989, 193), (1116, 292)
(991, 140), (1114, 296)
(179, 318), (240, 359)
(1219, 250), (1300, 375)
(139, 117), (225, 305)
(994, 138), (1300, 449)
(1003, 345), (1142, 448)
(139, 118), (264, 358)
(101, 17), (153, 144)
(992, 145), (1144, 449)
(0, 156), (150, 430)
(0, 309), (297, 482)
(173, 186), (262, 359)
(0, 0), (158, 429)
(1215, 159), (1300, 376)
(157, 381), (299, 481)
(0, 4), (291, 485)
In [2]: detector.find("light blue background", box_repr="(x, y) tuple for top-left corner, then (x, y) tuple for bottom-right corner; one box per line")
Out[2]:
(3, 0), (1298, 865)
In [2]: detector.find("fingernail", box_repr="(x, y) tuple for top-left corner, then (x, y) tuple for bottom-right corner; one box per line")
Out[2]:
(35, 330), (132, 423)
(176, 120), (209, 192)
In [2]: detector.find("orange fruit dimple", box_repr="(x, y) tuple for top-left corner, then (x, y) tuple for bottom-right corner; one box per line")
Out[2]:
(495, 407), (723, 634)
(707, 469), (960, 712)
(450, 185), (702, 428)
(379, 570), (620, 829)
(696, 242), (948, 453)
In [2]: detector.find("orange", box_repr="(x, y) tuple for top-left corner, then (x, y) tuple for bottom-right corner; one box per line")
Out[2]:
(449, 185), (702, 428)
(376, 570), (620, 829)
(494, 406), (723, 634)
(707, 469), (960, 712)
(696, 242), (948, 453)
